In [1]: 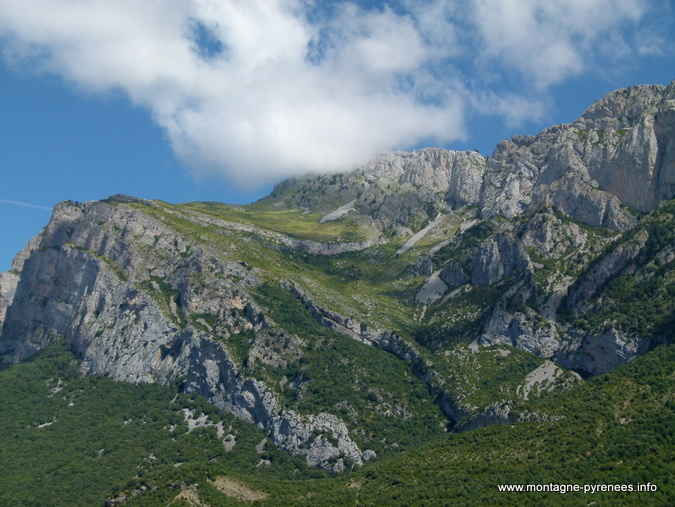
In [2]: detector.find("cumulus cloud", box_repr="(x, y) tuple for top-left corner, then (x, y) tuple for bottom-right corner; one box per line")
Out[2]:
(469, 0), (648, 89)
(0, 0), (662, 186)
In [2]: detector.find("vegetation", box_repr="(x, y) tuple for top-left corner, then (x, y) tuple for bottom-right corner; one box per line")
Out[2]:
(3, 174), (674, 505)
(0, 342), (281, 506)
(351, 343), (674, 506)
(420, 282), (510, 346)
(253, 282), (448, 454)
(1, 342), (672, 506)
(180, 201), (369, 243)
(567, 199), (675, 341)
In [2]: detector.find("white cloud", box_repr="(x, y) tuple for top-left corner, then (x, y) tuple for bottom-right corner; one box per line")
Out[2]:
(469, 88), (547, 128)
(0, 0), (663, 186)
(469, 0), (647, 89)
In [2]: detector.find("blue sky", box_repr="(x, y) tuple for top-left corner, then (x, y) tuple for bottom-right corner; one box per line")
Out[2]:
(0, 0), (674, 271)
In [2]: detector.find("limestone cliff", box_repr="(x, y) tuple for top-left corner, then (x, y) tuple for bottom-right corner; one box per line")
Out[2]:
(271, 82), (674, 232)
(2, 83), (674, 468)
(0, 199), (370, 471)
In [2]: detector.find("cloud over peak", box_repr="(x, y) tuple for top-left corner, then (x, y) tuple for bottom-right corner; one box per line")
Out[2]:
(0, 0), (663, 186)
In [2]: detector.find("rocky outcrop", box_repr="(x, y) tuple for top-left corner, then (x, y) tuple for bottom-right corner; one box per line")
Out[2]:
(0, 271), (19, 327)
(577, 84), (675, 211)
(520, 210), (585, 259)
(534, 172), (636, 230)
(555, 328), (651, 376)
(363, 149), (487, 207)
(481, 306), (561, 359)
(471, 234), (531, 286)
(0, 199), (370, 471)
(0, 231), (43, 327)
(481, 82), (674, 228)
(2, 82), (673, 472)
(182, 340), (366, 471)
(452, 401), (517, 432)
(269, 84), (674, 238)
(565, 231), (648, 312)
(439, 261), (470, 288)
(474, 219), (655, 371)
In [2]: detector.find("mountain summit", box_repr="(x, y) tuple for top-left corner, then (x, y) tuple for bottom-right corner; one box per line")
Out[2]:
(1, 82), (674, 473)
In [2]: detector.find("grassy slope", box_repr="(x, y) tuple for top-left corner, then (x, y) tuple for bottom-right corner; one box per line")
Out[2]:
(251, 282), (447, 452)
(137, 200), (570, 420)
(136, 199), (670, 419)
(3, 196), (671, 505)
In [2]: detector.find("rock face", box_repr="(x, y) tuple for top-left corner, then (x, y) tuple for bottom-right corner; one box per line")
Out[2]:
(273, 82), (674, 233)
(376, 149), (487, 207)
(482, 83), (674, 227)
(0, 199), (370, 471)
(555, 328), (651, 377)
(0, 232), (42, 324)
(471, 235), (531, 286)
(0, 271), (20, 326)
(1, 82), (674, 467)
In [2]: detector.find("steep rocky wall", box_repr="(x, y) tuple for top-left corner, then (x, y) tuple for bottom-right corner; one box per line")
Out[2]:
(2, 82), (673, 471)
(0, 199), (370, 471)
(0, 232), (43, 326)
(366, 100), (673, 227)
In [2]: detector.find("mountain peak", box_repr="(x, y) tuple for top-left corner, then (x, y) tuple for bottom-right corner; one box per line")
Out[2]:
(1, 83), (674, 476)
(580, 83), (668, 125)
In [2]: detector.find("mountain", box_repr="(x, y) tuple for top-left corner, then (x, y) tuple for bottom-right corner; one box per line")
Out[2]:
(0, 83), (674, 503)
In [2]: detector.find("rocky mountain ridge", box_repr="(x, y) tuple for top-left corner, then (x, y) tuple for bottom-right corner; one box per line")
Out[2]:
(273, 82), (673, 228)
(1, 82), (673, 471)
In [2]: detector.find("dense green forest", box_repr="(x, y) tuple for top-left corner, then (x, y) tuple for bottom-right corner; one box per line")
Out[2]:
(1, 341), (672, 506)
